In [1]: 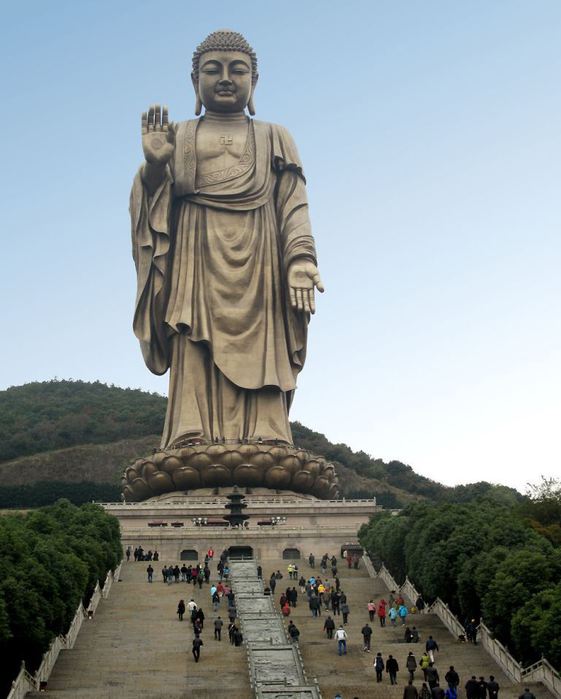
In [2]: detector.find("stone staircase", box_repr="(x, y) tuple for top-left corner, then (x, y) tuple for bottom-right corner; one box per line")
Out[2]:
(26, 558), (251, 698)
(262, 555), (553, 699)
(25, 550), (554, 699)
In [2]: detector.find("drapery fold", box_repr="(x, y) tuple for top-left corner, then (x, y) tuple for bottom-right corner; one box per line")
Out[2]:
(130, 118), (317, 446)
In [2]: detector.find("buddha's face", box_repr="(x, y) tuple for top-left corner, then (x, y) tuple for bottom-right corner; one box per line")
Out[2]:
(195, 50), (254, 113)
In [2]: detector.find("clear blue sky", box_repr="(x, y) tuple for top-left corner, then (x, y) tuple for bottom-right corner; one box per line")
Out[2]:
(1, 1), (560, 491)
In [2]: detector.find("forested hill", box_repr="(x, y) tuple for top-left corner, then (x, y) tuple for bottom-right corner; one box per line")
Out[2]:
(0, 380), (165, 461)
(0, 380), (521, 507)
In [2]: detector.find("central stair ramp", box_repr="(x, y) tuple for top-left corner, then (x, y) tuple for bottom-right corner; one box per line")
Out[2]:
(229, 558), (321, 699)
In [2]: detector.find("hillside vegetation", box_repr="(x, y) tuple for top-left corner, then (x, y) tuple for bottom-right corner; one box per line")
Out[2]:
(0, 380), (521, 507)
(0, 380), (164, 461)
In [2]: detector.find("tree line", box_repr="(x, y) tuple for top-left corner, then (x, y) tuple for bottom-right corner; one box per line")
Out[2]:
(0, 500), (122, 695)
(358, 480), (561, 669)
(0, 481), (121, 508)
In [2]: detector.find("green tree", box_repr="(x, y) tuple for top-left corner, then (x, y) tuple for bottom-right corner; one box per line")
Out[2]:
(482, 547), (561, 642)
(511, 583), (561, 666)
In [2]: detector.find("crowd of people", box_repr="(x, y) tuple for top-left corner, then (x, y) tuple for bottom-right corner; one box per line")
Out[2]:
(132, 546), (244, 663)
(268, 552), (532, 698)
(130, 546), (538, 697)
(127, 545), (158, 562)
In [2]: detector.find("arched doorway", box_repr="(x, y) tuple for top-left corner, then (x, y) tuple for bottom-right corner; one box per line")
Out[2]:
(180, 549), (199, 561)
(228, 545), (253, 560)
(282, 547), (301, 560)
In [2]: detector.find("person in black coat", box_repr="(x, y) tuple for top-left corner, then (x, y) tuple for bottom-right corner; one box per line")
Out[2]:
(361, 622), (372, 651)
(465, 676), (479, 699)
(192, 637), (203, 662)
(487, 676), (500, 699)
(445, 667), (459, 690)
(386, 655), (399, 685)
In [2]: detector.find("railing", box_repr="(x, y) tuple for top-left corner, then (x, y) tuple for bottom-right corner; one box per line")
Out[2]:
(6, 663), (35, 699)
(101, 498), (377, 507)
(87, 582), (102, 616)
(428, 598), (466, 639)
(35, 635), (66, 689)
(363, 555), (561, 699)
(375, 563), (401, 594)
(64, 602), (85, 648)
(400, 577), (420, 606)
(523, 657), (561, 697)
(7, 561), (123, 698)
(362, 553), (377, 578)
(102, 561), (122, 599)
(478, 621), (521, 683)
(370, 563), (422, 608)
(123, 525), (374, 536)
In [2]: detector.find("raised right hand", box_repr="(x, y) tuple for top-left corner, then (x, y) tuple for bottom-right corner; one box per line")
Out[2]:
(142, 104), (175, 165)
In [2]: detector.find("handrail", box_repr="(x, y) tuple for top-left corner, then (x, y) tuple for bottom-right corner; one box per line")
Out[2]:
(100, 498), (377, 507)
(523, 658), (561, 697)
(64, 602), (86, 648)
(362, 556), (561, 699)
(6, 663), (35, 699)
(428, 598), (466, 639)
(362, 553), (377, 578)
(478, 621), (521, 683)
(7, 560), (123, 696)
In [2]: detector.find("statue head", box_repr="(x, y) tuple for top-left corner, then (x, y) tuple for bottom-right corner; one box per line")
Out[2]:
(191, 30), (258, 116)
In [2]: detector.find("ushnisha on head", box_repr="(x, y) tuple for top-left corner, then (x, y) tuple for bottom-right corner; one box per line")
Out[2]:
(191, 30), (258, 116)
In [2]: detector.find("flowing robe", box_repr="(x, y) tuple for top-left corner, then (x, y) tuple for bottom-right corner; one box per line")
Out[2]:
(130, 117), (317, 447)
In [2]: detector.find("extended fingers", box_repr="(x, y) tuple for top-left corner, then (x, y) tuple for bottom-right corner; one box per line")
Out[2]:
(301, 288), (311, 314)
(308, 288), (316, 314)
(296, 288), (304, 312)
(141, 111), (148, 135)
(312, 272), (325, 293)
(147, 104), (169, 132)
(289, 286), (316, 313)
(289, 284), (297, 309)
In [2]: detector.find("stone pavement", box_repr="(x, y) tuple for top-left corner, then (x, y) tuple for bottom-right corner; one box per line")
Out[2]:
(262, 555), (553, 699)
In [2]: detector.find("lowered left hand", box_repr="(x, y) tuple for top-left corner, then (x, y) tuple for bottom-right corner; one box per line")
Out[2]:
(287, 260), (325, 314)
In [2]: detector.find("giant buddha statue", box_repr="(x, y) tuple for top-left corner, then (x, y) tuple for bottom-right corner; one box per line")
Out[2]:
(122, 30), (338, 501)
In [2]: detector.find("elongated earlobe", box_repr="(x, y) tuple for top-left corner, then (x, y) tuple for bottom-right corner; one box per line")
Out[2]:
(195, 95), (202, 116)
(248, 95), (256, 116)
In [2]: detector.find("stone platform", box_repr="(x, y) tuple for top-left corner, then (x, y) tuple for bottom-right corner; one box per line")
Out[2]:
(102, 489), (379, 561)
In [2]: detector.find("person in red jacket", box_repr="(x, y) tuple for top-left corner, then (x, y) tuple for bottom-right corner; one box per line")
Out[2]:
(378, 599), (387, 627)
